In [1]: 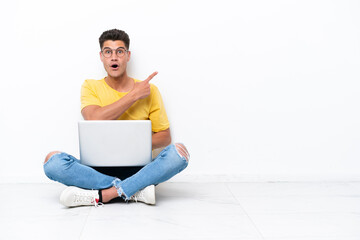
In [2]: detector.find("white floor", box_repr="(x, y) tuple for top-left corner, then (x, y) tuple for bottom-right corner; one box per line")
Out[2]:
(1, 182), (360, 240)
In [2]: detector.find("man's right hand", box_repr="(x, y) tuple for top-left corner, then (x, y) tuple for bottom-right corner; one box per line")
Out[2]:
(131, 71), (158, 100)
(82, 72), (159, 120)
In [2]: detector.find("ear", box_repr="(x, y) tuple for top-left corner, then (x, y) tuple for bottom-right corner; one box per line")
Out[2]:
(100, 51), (104, 63)
(127, 51), (131, 62)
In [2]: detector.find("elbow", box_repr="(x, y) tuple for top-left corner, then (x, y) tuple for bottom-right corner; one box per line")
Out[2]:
(166, 132), (172, 146)
(82, 111), (106, 120)
(81, 106), (105, 120)
(82, 114), (96, 120)
(167, 135), (171, 145)
(84, 115), (97, 120)
(165, 137), (172, 146)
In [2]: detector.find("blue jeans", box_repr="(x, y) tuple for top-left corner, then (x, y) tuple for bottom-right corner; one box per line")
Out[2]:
(44, 144), (188, 199)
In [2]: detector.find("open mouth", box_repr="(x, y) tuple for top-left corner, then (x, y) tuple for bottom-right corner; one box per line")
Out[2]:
(110, 64), (119, 70)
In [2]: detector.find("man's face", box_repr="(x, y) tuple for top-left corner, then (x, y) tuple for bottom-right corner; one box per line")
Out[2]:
(100, 40), (130, 78)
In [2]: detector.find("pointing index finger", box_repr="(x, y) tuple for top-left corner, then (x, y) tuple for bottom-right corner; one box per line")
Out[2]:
(145, 71), (158, 83)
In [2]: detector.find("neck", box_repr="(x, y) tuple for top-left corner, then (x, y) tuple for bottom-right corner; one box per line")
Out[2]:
(105, 72), (133, 92)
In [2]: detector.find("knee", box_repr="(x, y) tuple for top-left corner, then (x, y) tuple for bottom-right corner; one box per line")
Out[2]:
(44, 151), (61, 164)
(174, 143), (190, 162)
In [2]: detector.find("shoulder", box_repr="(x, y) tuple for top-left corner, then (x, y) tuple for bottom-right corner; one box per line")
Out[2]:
(81, 79), (107, 93)
(82, 78), (105, 87)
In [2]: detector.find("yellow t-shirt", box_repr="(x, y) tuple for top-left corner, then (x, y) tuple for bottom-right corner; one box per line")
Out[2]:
(81, 78), (170, 132)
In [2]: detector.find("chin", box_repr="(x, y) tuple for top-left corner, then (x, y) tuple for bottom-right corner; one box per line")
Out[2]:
(108, 72), (124, 79)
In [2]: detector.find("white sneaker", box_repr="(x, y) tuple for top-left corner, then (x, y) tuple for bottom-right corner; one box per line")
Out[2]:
(60, 186), (100, 207)
(129, 185), (156, 205)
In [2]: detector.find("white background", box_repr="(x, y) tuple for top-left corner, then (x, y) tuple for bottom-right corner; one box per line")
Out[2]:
(1, 0), (359, 182)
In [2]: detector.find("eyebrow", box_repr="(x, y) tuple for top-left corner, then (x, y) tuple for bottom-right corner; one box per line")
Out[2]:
(102, 47), (126, 50)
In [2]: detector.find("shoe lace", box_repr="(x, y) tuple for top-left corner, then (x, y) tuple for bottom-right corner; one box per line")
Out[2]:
(94, 199), (104, 208)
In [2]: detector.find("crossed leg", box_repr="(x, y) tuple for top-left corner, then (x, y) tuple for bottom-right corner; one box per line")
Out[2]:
(102, 143), (190, 202)
(44, 143), (190, 204)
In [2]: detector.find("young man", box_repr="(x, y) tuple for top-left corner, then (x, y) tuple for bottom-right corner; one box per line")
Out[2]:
(43, 29), (189, 207)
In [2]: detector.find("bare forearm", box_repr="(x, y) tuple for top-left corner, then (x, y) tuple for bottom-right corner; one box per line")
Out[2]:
(82, 73), (158, 120)
(152, 129), (171, 149)
(83, 92), (137, 120)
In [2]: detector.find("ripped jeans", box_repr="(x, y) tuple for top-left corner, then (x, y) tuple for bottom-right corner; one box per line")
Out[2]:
(43, 143), (189, 200)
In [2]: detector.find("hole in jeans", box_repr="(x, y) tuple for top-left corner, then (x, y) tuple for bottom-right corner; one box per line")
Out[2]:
(44, 151), (61, 164)
(175, 143), (190, 162)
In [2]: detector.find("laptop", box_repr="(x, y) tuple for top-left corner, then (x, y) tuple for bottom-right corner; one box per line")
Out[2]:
(78, 120), (152, 167)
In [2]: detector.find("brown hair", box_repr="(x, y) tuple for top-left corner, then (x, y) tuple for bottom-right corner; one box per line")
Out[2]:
(99, 29), (130, 50)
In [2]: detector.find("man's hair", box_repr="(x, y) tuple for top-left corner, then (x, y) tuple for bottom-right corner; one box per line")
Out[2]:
(99, 29), (130, 50)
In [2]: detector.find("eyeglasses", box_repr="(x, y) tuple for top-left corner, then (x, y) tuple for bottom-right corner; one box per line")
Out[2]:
(101, 47), (128, 58)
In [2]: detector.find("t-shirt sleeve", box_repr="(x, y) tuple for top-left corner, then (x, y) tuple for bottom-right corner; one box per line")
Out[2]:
(149, 84), (170, 132)
(81, 80), (102, 110)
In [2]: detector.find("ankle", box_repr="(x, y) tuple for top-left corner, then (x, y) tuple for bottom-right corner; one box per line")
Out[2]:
(101, 187), (118, 203)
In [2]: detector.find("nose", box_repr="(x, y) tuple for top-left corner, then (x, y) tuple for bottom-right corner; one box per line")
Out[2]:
(111, 52), (119, 60)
